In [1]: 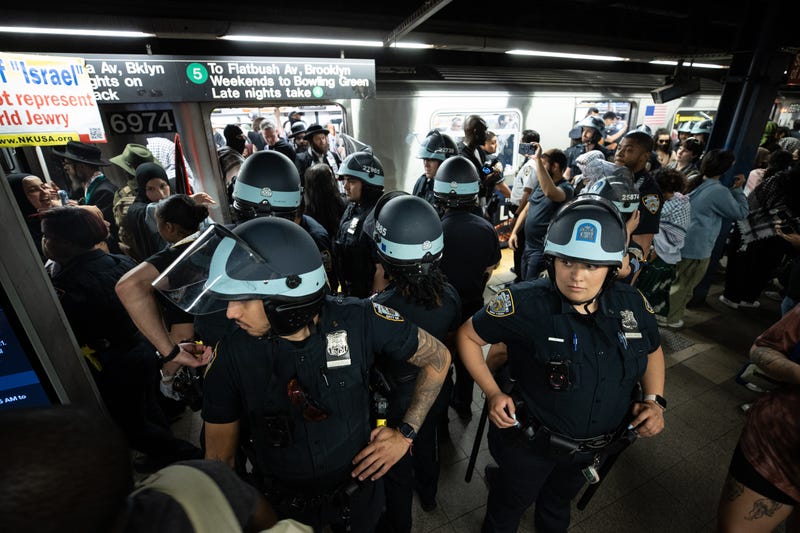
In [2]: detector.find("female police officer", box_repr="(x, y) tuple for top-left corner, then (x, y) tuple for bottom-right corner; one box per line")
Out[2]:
(457, 194), (666, 533)
(154, 216), (450, 532)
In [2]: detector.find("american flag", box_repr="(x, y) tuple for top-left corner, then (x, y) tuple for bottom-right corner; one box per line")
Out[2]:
(643, 105), (669, 129)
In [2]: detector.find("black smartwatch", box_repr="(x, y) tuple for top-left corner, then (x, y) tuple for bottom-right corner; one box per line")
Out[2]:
(644, 394), (667, 411)
(156, 345), (181, 366)
(398, 422), (417, 441)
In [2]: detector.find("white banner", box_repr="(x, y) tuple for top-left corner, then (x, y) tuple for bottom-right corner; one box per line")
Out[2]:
(0, 52), (106, 147)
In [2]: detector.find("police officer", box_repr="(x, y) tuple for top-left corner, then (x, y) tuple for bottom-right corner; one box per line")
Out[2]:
(232, 150), (337, 290)
(457, 195), (666, 533)
(434, 155), (501, 421)
(690, 119), (713, 147)
(563, 115), (613, 181)
(412, 130), (458, 210)
(579, 159), (643, 278)
(334, 151), (386, 298)
(614, 130), (663, 263)
(156, 217), (451, 532)
(370, 194), (462, 530)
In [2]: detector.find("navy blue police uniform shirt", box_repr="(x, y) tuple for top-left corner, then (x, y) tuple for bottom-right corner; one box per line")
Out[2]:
(202, 296), (419, 484)
(633, 169), (663, 236)
(372, 282), (461, 418)
(412, 174), (437, 209)
(471, 278), (659, 439)
(440, 210), (501, 315)
(334, 200), (379, 298)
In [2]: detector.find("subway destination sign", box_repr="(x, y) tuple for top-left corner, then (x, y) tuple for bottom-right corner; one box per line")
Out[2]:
(75, 54), (375, 103)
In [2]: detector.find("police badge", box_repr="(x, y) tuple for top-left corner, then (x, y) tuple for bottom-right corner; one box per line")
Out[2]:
(620, 310), (638, 331)
(326, 330), (351, 368)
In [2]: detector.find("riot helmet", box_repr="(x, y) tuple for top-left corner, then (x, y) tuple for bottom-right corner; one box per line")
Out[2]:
(433, 155), (480, 209)
(544, 195), (626, 268)
(677, 122), (694, 134)
(417, 130), (458, 161)
(153, 218), (327, 336)
(634, 124), (653, 137)
(691, 120), (713, 136)
(337, 150), (385, 188)
(580, 160), (639, 217)
(373, 194), (444, 276)
(577, 115), (606, 134)
(232, 151), (302, 221)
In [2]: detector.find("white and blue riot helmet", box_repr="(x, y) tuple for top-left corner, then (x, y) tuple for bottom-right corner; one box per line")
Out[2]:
(417, 130), (458, 161)
(580, 160), (639, 217)
(232, 151), (302, 221)
(153, 218), (327, 335)
(337, 150), (385, 188)
(433, 155), (480, 209)
(373, 193), (444, 275)
(691, 119), (713, 137)
(543, 195), (626, 268)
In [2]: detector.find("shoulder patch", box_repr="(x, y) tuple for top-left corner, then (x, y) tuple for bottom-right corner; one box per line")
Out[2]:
(637, 289), (655, 314)
(372, 302), (404, 322)
(641, 194), (661, 215)
(486, 289), (515, 317)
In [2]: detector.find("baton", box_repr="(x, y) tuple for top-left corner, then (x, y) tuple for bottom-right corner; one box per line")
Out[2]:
(465, 398), (489, 483)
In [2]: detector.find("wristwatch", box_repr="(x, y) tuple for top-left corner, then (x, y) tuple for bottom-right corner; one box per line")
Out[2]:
(398, 422), (417, 441)
(644, 394), (667, 411)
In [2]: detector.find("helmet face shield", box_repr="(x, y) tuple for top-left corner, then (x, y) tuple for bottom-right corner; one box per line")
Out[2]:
(152, 224), (323, 315)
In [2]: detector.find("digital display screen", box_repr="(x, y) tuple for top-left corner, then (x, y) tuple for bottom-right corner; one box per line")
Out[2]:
(0, 298), (54, 411)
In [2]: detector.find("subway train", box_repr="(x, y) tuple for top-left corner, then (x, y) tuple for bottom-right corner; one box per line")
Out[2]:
(7, 52), (799, 225)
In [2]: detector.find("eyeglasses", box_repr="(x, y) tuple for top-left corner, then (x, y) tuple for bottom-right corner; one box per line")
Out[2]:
(657, 140), (671, 144)
(287, 377), (330, 422)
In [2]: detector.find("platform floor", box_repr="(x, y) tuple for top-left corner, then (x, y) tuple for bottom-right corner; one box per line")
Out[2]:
(168, 248), (786, 532)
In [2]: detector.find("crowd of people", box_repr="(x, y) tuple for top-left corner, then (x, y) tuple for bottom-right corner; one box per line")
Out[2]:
(4, 111), (800, 532)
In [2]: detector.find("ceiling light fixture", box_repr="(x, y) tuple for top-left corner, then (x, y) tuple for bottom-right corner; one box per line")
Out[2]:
(506, 49), (628, 62)
(388, 42), (433, 49)
(220, 35), (384, 47)
(0, 26), (154, 38)
(650, 60), (727, 69)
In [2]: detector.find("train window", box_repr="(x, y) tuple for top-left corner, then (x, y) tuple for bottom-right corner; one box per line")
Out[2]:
(209, 104), (346, 151)
(430, 110), (522, 175)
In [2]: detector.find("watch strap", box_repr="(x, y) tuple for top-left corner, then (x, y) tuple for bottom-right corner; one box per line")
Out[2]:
(644, 394), (666, 410)
(398, 422), (417, 441)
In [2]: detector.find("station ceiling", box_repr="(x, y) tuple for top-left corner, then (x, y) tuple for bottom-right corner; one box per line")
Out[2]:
(2, 1), (799, 84)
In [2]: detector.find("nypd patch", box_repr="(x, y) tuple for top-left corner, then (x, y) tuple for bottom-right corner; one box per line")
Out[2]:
(641, 194), (661, 215)
(486, 289), (515, 317)
(576, 222), (598, 243)
(372, 302), (404, 322)
(637, 289), (655, 314)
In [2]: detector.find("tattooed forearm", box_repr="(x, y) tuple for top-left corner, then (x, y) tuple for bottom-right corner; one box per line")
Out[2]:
(749, 345), (800, 384)
(407, 329), (450, 373)
(745, 498), (783, 520)
(403, 329), (451, 431)
(722, 476), (744, 501)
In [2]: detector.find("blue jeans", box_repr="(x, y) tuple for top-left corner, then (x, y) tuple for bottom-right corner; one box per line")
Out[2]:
(522, 247), (544, 281)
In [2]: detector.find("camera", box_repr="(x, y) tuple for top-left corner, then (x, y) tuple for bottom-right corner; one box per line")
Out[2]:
(546, 360), (571, 391)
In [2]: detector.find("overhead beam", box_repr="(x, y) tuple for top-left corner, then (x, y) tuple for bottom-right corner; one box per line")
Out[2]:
(384, 0), (452, 46)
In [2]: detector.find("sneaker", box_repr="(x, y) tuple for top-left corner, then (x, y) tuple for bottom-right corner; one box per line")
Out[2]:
(718, 295), (739, 309)
(738, 300), (761, 309)
(665, 319), (684, 329)
(420, 499), (438, 513)
(655, 315), (668, 326)
(764, 291), (782, 301)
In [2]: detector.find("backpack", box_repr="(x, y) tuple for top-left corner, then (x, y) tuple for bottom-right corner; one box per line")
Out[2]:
(129, 464), (312, 533)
